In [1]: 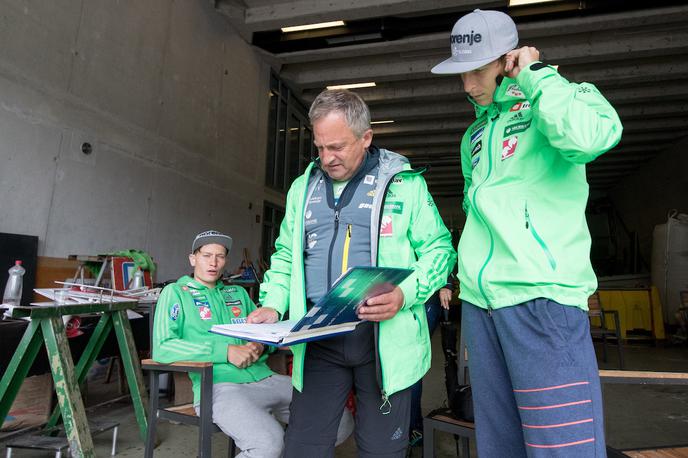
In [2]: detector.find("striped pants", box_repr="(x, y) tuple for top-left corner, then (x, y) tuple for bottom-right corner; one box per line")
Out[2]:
(462, 299), (606, 457)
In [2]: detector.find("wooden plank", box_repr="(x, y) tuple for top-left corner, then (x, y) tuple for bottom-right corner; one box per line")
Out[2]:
(9, 301), (137, 319)
(141, 359), (212, 368)
(624, 448), (688, 457)
(600, 370), (688, 384)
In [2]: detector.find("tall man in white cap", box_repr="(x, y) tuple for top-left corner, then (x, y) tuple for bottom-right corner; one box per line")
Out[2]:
(431, 9), (623, 457)
(152, 230), (292, 457)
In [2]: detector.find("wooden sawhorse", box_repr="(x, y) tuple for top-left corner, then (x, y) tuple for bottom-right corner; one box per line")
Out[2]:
(0, 302), (148, 458)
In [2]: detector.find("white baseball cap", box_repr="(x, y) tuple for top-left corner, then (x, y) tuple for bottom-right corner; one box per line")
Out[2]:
(431, 9), (518, 74)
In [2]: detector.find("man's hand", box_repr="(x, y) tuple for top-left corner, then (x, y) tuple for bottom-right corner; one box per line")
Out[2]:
(439, 288), (453, 310)
(357, 286), (404, 322)
(504, 46), (540, 78)
(227, 343), (262, 369)
(247, 307), (279, 324)
(245, 341), (265, 355)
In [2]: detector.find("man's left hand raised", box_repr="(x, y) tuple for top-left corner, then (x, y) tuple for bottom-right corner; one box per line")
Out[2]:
(357, 286), (404, 322)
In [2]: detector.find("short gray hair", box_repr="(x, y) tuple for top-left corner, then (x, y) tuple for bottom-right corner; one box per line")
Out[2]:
(308, 89), (371, 138)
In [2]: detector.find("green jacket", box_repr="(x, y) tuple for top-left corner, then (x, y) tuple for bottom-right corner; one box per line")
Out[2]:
(152, 276), (274, 404)
(260, 149), (456, 397)
(458, 62), (623, 311)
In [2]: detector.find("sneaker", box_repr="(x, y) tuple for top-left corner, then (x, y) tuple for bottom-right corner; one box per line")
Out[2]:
(409, 429), (423, 447)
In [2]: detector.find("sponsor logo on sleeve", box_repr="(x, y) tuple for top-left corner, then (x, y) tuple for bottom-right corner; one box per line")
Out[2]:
(231, 306), (242, 317)
(170, 303), (180, 321)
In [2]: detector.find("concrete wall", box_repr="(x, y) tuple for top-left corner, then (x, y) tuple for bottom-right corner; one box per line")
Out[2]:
(0, 0), (271, 281)
(609, 137), (688, 263)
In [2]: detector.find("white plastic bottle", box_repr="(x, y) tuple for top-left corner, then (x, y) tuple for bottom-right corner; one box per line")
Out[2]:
(3, 260), (25, 305)
(130, 267), (145, 290)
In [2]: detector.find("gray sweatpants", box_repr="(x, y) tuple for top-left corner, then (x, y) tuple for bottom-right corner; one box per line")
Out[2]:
(195, 374), (292, 458)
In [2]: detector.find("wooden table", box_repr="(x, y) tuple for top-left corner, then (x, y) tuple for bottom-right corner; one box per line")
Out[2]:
(0, 302), (148, 458)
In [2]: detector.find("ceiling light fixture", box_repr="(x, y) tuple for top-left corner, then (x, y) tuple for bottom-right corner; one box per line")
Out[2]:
(326, 82), (376, 90)
(371, 120), (394, 125)
(509, 0), (561, 5)
(281, 21), (345, 33)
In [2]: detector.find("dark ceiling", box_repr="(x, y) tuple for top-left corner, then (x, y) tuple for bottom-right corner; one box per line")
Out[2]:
(215, 0), (688, 198)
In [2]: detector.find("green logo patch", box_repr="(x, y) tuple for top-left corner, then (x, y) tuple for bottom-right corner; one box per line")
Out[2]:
(384, 201), (404, 214)
(503, 120), (531, 137)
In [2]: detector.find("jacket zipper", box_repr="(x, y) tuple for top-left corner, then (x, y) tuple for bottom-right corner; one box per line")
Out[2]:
(373, 167), (425, 412)
(471, 113), (499, 313)
(374, 171), (398, 413)
(525, 202), (557, 270)
(327, 209), (341, 287)
(341, 224), (352, 274)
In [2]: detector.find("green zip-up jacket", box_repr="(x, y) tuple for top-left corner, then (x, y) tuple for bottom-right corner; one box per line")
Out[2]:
(152, 276), (274, 404)
(260, 149), (456, 397)
(458, 62), (622, 311)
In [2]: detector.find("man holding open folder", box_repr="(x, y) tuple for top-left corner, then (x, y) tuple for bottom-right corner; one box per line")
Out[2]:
(250, 89), (456, 457)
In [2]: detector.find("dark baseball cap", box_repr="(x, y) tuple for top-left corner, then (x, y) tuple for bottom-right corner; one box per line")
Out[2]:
(192, 230), (233, 254)
(431, 9), (518, 74)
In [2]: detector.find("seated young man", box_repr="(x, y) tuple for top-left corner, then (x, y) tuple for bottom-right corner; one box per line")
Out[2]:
(152, 230), (292, 458)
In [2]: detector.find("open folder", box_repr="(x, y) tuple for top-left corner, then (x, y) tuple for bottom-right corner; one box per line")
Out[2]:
(209, 266), (413, 346)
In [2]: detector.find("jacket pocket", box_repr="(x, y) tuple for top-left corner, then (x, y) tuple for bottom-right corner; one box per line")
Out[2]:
(524, 201), (557, 271)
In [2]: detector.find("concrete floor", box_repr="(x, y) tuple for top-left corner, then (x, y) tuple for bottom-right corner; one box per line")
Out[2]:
(2, 334), (687, 457)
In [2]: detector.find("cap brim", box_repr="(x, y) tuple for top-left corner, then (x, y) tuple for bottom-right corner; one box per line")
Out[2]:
(192, 235), (233, 253)
(431, 55), (501, 75)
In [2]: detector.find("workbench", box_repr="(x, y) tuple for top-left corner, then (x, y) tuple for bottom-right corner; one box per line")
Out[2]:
(0, 302), (148, 458)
